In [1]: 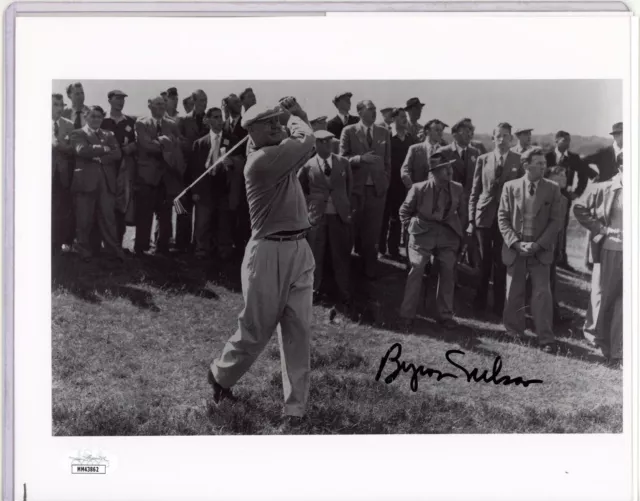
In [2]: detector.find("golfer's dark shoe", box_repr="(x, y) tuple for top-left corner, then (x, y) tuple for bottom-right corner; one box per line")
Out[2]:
(207, 369), (234, 406)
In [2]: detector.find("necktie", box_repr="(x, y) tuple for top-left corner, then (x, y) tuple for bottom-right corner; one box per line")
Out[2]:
(54, 121), (59, 137)
(495, 154), (504, 180)
(212, 134), (220, 163)
(461, 148), (467, 165)
(558, 152), (566, 165)
(74, 111), (82, 129)
(323, 159), (332, 176)
(343, 115), (348, 126)
(366, 127), (373, 149)
(529, 182), (536, 197)
(156, 121), (162, 136)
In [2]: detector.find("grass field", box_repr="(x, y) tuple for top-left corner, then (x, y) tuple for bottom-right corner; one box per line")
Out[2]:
(52, 214), (622, 435)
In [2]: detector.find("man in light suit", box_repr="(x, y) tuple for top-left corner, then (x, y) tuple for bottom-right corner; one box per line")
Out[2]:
(511, 128), (534, 155)
(340, 100), (391, 280)
(573, 169), (623, 366)
(468, 122), (524, 315)
(189, 107), (235, 259)
(134, 96), (185, 255)
(176, 89), (209, 253)
(69, 106), (123, 262)
(400, 119), (448, 190)
(62, 82), (89, 130)
(404, 97), (425, 141)
(399, 152), (466, 330)
(498, 147), (563, 352)
(327, 92), (359, 139)
(298, 130), (353, 310)
(52, 93), (76, 255)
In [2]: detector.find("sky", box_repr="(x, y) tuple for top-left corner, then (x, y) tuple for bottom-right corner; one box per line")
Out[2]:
(53, 79), (622, 138)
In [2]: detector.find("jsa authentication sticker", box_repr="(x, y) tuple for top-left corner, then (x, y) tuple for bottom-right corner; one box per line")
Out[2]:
(68, 449), (117, 475)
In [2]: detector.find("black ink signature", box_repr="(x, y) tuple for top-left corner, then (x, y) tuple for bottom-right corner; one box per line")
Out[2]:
(69, 453), (109, 465)
(375, 343), (543, 391)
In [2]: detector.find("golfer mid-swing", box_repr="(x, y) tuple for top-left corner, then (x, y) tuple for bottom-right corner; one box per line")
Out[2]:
(208, 97), (316, 418)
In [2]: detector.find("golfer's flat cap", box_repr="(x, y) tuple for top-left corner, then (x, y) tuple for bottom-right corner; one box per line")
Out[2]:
(310, 116), (328, 124)
(514, 127), (533, 135)
(333, 92), (352, 103)
(241, 105), (284, 128)
(107, 89), (128, 99)
(314, 130), (335, 140)
(428, 152), (456, 171)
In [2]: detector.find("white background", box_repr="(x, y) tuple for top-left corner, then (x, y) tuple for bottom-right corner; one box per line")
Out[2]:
(11, 13), (637, 501)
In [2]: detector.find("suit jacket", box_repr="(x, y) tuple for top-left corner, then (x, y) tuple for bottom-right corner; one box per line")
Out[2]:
(298, 153), (353, 224)
(69, 125), (121, 194)
(470, 140), (487, 155)
(573, 173), (622, 263)
(135, 116), (185, 196)
(52, 117), (75, 189)
(400, 141), (442, 189)
(469, 150), (524, 228)
(399, 179), (465, 240)
(544, 149), (592, 198)
(327, 114), (359, 140)
(339, 122), (391, 197)
(436, 143), (480, 193)
(407, 121), (424, 141)
(582, 145), (620, 183)
(498, 177), (563, 266)
(222, 117), (249, 156)
(189, 132), (232, 203)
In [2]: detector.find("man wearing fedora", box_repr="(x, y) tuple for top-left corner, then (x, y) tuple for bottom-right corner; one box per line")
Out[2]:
(399, 152), (466, 330)
(327, 91), (359, 140)
(404, 97), (425, 141)
(511, 127), (535, 155)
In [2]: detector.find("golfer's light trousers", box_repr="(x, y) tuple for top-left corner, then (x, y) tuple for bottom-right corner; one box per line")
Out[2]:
(211, 237), (315, 417)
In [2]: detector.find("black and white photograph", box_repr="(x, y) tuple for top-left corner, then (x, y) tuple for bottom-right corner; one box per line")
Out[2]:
(8, 10), (636, 501)
(50, 78), (624, 435)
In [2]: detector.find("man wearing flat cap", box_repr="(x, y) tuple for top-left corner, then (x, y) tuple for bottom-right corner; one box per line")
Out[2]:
(298, 129), (353, 315)
(101, 89), (137, 248)
(468, 122), (524, 315)
(164, 87), (181, 122)
(208, 97), (316, 423)
(400, 119), (447, 190)
(327, 92), (359, 140)
(340, 99), (391, 280)
(378, 107), (395, 132)
(404, 97), (425, 141)
(511, 128), (534, 155)
(399, 152), (466, 330)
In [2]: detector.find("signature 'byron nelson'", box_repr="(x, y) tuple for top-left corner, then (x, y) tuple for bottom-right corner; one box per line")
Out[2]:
(375, 343), (543, 392)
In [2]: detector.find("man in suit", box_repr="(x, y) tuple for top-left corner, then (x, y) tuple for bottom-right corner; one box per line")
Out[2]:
(511, 128), (534, 155)
(208, 99), (316, 420)
(240, 87), (257, 113)
(176, 89), (209, 252)
(404, 97), (425, 141)
(69, 106), (124, 262)
(62, 82), (89, 130)
(165, 87), (181, 122)
(463, 118), (488, 155)
(101, 89), (137, 248)
(400, 119), (448, 189)
(134, 96), (185, 256)
(498, 147), (563, 352)
(544, 130), (594, 270)
(189, 107), (235, 259)
(573, 169), (623, 367)
(183, 95), (194, 115)
(380, 108), (416, 258)
(221, 93), (252, 254)
(399, 152), (466, 330)
(437, 119), (479, 201)
(298, 130), (353, 311)
(582, 122), (623, 183)
(468, 122), (524, 315)
(327, 91), (359, 139)
(52, 93), (75, 255)
(340, 100), (391, 280)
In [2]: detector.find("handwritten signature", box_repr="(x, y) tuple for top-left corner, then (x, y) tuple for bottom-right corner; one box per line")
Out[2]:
(375, 342), (543, 391)
(69, 452), (109, 466)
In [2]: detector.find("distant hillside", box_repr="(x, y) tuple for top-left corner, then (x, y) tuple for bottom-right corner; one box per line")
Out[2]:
(447, 133), (611, 157)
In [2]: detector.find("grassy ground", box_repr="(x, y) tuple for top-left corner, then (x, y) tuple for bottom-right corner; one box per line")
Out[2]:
(52, 215), (622, 435)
